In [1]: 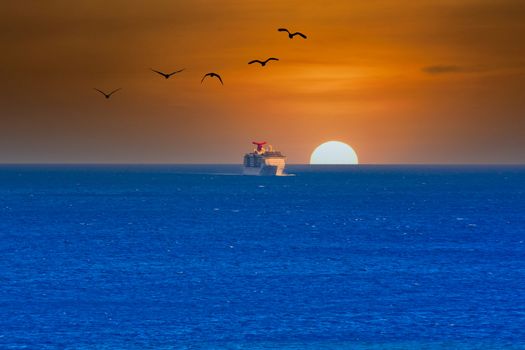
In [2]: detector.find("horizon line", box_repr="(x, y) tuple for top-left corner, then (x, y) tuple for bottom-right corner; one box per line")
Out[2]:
(0, 162), (524, 166)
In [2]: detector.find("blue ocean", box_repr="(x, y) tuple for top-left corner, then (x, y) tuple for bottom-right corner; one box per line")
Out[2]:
(1, 165), (524, 349)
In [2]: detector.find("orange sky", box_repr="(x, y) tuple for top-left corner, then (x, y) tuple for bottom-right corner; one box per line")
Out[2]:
(1, 0), (524, 163)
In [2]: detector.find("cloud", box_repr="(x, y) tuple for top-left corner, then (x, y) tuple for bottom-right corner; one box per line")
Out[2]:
(422, 65), (464, 74)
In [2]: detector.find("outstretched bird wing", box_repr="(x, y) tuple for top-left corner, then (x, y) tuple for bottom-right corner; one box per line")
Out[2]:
(108, 88), (122, 96)
(201, 74), (209, 83)
(248, 60), (263, 65)
(151, 69), (168, 77)
(266, 57), (279, 62)
(94, 88), (107, 97)
(213, 74), (224, 85)
(278, 28), (290, 34)
(292, 32), (307, 39)
(169, 68), (185, 76)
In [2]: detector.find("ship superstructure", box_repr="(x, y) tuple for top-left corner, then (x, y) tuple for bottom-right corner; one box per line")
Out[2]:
(243, 141), (286, 176)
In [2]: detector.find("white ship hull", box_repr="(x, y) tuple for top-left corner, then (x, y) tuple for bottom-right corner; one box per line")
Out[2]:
(243, 157), (285, 176)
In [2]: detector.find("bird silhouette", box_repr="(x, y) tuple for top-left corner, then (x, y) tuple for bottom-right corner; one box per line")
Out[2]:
(150, 68), (185, 79)
(94, 88), (121, 99)
(278, 28), (307, 39)
(248, 58), (279, 66)
(201, 73), (223, 85)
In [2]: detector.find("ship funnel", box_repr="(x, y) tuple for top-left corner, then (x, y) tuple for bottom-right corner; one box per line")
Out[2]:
(252, 141), (267, 152)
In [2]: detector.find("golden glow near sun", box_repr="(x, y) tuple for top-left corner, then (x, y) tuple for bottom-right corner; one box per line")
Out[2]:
(310, 141), (359, 165)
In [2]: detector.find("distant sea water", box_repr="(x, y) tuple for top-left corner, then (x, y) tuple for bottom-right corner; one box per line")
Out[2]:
(1, 165), (524, 349)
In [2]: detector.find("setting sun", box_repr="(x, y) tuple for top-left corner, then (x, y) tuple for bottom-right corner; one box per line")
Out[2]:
(310, 141), (359, 164)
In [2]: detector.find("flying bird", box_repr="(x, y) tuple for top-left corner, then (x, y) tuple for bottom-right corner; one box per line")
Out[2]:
(94, 88), (121, 99)
(150, 68), (185, 79)
(278, 28), (307, 39)
(248, 58), (279, 66)
(201, 72), (223, 85)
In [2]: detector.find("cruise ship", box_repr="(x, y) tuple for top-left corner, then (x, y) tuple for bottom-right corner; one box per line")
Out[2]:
(243, 141), (286, 176)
